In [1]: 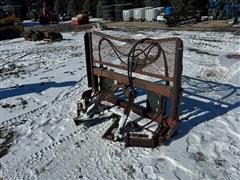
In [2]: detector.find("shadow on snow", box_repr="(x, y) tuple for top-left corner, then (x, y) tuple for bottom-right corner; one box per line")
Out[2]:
(73, 75), (240, 143)
(113, 75), (240, 143)
(0, 81), (77, 100)
(170, 75), (240, 142)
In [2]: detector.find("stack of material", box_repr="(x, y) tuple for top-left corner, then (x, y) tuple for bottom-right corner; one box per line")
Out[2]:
(123, 9), (134, 21)
(134, 7), (153, 21)
(114, 3), (132, 20)
(145, 8), (159, 21)
(72, 14), (89, 25)
(133, 8), (146, 21)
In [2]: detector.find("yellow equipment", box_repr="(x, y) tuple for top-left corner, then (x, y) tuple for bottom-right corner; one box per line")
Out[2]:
(0, 9), (24, 40)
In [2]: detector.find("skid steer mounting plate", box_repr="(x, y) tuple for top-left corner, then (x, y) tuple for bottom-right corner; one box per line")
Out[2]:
(75, 31), (183, 148)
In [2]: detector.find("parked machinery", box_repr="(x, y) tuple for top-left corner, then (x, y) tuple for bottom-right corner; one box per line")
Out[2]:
(0, 8), (23, 40)
(1, 0), (22, 20)
(39, 0), (59, 24)
(39, 7), (59, 24)
(164, 0), (209, 26)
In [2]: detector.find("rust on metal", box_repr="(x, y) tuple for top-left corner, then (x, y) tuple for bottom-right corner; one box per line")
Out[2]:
(76, 31), (183, 148)
(93, 68), (172, 97)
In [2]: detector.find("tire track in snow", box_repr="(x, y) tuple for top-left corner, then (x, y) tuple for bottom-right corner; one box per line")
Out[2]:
(1, 76), (87, 179)
(4, 128), (84, 179)
(0, 75), (86, 130)
(0, 42), (82, 84)
(0, 104), (47, 130)
(21, 126), (139, 180)
(3, 103), (141, 179)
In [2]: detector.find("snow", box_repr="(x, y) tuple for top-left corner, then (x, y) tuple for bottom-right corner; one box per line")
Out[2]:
(0, 30), (240, 180)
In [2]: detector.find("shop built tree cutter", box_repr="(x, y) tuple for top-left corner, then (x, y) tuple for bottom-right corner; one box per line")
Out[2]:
(74, 31), (183, 148)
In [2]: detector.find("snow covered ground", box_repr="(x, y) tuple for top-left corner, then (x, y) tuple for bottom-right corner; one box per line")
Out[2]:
(0, 30), (239, 180)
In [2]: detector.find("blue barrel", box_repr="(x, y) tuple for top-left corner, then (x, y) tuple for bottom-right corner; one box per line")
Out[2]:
(165, 7), (172, 16)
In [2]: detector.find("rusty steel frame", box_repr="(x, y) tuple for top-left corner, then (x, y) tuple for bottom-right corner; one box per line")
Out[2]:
(84, 31), (183, 142)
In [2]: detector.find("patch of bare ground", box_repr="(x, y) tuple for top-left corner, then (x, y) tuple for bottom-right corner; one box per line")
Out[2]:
(0, 128), (15, 158)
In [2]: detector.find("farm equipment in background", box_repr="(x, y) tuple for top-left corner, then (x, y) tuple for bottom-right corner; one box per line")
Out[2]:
(29, 0), (59, 24)
(74, 31), (183, 148)
(164, 0), (209, 26)
(0, 9), (23, 40)
(39, 11), (59, 24)
(0, 0), (29, 21)
(39, 7), (59, 24)
(165, 10), (203, 27)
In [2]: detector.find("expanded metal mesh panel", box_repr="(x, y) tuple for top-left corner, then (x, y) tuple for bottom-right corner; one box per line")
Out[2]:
(92, 33), (132, 65)
(91, 32), (182, 80)
(141, 40), (177, 79)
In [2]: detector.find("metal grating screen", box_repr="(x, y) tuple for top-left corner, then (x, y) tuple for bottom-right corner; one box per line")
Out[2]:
(91, 31), (182, 82)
